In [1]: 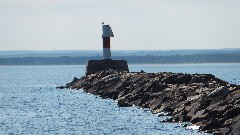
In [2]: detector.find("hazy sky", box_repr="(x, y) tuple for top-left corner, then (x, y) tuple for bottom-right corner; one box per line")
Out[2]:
(0, 0), (240, 50)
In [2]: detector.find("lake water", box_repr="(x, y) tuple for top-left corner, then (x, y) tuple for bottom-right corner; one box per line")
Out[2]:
(0, 63), (239, 135)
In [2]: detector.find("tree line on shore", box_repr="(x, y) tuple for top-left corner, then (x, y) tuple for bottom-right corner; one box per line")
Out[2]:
(0, 53), (240, 65)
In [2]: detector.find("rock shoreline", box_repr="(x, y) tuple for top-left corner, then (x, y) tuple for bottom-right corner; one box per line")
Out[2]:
(58, 70), (240, 134)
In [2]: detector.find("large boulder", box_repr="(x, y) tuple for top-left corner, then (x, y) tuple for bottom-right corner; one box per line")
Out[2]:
(174, 74), (192, 84)
(161, 74), (179, 84)
(149, 96), (169, 110)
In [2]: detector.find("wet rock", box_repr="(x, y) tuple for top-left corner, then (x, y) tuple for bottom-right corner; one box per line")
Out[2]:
(157, 104), (174, 115)
(117, 100), (132, 107)
(56, 85), (68, 89)
(175, 114), (191, 122)
(162, 117), (173, 123)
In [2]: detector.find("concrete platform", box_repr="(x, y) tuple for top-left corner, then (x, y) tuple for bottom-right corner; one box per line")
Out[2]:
(86, 59), (129, 76)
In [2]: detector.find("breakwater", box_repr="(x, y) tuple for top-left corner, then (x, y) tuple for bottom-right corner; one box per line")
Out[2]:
(58, 70), (240, 134)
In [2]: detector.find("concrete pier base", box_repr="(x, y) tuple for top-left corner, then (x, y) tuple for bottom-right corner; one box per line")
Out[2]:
(86, 59), (129, 76)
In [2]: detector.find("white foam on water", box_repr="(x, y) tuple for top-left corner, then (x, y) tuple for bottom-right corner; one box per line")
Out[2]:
(186, 125), (200, 130)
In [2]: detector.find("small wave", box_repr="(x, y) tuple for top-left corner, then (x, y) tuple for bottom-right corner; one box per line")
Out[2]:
(186, 125), (200, 130)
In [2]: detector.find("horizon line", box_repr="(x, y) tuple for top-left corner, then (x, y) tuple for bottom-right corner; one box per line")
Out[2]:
(0, 48), (240, 52)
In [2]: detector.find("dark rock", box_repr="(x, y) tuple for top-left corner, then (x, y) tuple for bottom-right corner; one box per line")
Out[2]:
(206, 86), (229, 99)
(190, 77), (206, 84)
(161, 74), (179, 84)
(56, 86), (67, 89)
(173, 105), (185, 115)
(200, 118), (219, 131)
(203, 74), (215, 81)
(149, 96), (169, 110)
(181, 123), (189, 127)
(176, 114), (191, 122)
(117, 100), (132, 107)
(228, 84), (238, 87)
(222, 106), (240, 120)
(72, 77), (78, 82)
(147, 83), (167, 93)
(162, 117), (173, 123)
(133, 98), (143, 106)
(191, 109), (208, 124)
(174, 74), (192, 84)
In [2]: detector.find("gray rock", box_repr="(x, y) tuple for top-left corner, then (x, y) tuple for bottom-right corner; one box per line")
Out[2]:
(190, 77), (206, 84)
(228, 118), (240, 135)
(187, 94), (203, 102)
(206, 86), (229, 99)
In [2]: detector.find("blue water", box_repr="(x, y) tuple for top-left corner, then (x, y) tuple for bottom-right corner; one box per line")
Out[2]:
(0, 64), (239, 135)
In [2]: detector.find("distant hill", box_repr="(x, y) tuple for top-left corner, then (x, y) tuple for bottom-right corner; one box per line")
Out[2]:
(0, 49), (240, 65)
(1, 49), (240, 58)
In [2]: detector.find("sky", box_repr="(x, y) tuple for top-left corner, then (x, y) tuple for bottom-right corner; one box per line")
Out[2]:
(0, 0), (240, 51)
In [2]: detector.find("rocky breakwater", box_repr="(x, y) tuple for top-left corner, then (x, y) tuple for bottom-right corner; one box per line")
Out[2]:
(58, 70), (240, 134)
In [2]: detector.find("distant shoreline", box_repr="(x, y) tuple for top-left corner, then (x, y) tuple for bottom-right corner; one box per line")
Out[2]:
(0, 62), (240, 66)
(1, 49), (240, 65)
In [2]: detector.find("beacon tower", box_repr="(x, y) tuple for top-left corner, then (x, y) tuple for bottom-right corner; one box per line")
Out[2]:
(85, 22), (128, 76)
(102, 22), (114, 59)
